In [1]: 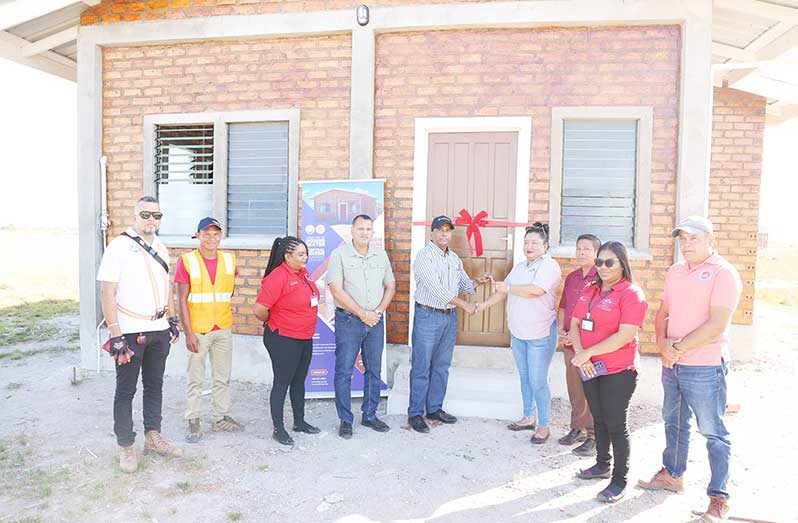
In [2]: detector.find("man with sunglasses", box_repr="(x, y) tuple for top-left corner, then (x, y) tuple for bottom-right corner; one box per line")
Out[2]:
(97, 196), (183, 473)
(638, 216), (742, 523)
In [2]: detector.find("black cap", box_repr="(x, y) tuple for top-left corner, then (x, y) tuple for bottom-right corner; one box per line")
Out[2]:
(192, 216), (222, 238)
(431, 215), (454, 231)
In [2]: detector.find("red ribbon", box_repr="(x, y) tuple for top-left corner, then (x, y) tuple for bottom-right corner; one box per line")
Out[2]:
(412, 209), (529, 258)
(454, 209), (489, 257)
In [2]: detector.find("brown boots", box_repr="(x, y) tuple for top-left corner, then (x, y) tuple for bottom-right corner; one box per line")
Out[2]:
(118, 445), (138, 473)
(144, 430), (184, 457)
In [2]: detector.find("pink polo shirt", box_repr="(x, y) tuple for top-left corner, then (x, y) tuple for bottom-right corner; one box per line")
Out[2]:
(663, 254), (742, 366)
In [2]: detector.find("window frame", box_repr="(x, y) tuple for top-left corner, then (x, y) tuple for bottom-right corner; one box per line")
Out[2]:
(143, 109), (300, 249)
(548, 106), (653, 260)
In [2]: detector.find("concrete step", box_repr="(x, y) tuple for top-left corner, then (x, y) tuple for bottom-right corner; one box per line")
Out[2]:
(387, 347), (666, 421)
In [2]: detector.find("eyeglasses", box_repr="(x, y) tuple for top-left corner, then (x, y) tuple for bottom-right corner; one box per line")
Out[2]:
(139, 211), (163, 220)
(594, 258), (619, 268)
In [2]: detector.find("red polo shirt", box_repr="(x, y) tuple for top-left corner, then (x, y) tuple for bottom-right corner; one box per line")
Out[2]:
(571, 279), (648, 375)
(559, 265), (599, 331)
(256, 262), (319, 340)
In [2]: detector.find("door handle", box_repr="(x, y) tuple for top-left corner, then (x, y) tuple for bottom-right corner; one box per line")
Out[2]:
(501, 234), (513, 250)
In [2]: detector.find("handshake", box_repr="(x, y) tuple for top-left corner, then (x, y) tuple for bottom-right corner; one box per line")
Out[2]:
(461, 273), (511, 315)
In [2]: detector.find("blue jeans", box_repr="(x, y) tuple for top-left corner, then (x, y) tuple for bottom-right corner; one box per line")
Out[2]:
(661, 362), (731, 499)
(510, 321), (557, 427)
(408, 305), (458, 417)
(334, 309), (385, 423)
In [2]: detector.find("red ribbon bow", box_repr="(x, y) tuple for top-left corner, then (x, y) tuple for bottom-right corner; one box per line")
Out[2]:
(454, 208), (489, 257)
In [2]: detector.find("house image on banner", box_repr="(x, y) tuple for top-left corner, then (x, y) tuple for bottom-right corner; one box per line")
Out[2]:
(5, 0), (795, 416)
(313, 188), (378, 225)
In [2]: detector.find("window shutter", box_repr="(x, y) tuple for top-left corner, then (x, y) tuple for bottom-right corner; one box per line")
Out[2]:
(561, 120), (637, 245)
(227, 122), (289, 237)
(153, 124), (214, 236)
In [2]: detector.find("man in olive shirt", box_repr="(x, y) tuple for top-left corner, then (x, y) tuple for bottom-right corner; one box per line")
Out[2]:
(327, 214), (396, 439)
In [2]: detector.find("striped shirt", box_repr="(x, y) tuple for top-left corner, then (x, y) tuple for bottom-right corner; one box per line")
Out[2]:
(413, 241), (476, 309)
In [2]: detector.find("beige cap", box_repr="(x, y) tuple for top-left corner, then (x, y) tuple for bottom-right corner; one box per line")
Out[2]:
(671, 216), (714, 237)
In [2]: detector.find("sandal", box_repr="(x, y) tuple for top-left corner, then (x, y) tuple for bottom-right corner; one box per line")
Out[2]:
(507, 420), (537, 431)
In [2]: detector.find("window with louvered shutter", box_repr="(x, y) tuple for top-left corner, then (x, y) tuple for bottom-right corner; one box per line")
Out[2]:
(153, 124), (214, 236)
(561, 120), (637, 245)
(226, 122), (289, 237)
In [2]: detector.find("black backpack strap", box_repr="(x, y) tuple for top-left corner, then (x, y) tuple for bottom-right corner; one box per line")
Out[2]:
(121, 232), (169, 274)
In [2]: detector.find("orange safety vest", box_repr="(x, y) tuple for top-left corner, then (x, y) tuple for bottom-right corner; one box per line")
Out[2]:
(182, 249), (236, 333)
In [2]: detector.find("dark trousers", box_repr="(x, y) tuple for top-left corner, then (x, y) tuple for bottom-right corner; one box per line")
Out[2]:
(263, 326), (313, 429)
(114, 329), (171, 447)
(582, 369), (638, 488)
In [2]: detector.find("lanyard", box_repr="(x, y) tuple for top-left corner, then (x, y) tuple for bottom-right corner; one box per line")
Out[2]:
(585, 287), (613, 319)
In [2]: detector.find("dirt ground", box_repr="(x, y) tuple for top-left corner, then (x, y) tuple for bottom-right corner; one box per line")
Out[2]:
(1, 301), (796, 523)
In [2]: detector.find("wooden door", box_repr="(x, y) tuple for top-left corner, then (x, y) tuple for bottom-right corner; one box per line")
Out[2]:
(426, 132), (518, 347)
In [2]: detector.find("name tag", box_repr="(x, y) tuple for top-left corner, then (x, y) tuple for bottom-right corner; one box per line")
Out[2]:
(581, 318), (595, 332)
(310, 295), (319, 307)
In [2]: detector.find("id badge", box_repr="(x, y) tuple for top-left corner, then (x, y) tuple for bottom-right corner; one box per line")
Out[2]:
(581, 318), (595, 332)
(310, 294), (319, 307)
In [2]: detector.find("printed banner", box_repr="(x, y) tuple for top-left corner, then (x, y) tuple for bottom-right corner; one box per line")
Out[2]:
(299, 179), (388, 398)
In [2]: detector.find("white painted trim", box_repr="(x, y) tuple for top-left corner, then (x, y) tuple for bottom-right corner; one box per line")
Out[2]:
(76, 37), (104, 370)
(349, 27), (375, 179)
(78, 1), (692, 47)
(549, 106), (653, 255)
(142, 109), (301, 249)
(675, 1), (713, 229)
(22, 26), (78, 57)
(409, 116), (532, 344)
(0, 30), (76, 80)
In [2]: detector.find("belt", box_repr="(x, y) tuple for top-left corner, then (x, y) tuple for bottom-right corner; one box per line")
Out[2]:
(335, 307), (351, 314)
(415, 302), (454, 315)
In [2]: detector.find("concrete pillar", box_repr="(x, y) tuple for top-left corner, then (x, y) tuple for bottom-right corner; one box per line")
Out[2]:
(348, 27), (375, 179)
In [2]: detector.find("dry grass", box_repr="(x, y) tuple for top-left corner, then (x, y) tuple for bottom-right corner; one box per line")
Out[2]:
(0, 228), (79, 308)
(756, 243), (798, 307)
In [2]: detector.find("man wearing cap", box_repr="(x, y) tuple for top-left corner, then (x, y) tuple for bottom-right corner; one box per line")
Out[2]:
(407, 215), (490, 433)
(327, 214), (396, 439)
(97, 195), (183, 473)
(174, 217), (243, 443)
(638, 216), (742, 523)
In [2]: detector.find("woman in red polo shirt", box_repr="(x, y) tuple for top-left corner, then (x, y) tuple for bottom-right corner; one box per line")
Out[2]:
(253, 236), (321, 446)
(569, 241), (648, 503)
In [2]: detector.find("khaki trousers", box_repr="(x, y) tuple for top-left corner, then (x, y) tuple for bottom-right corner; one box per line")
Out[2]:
(563, 346), (595, 437)
(185, 328), (233, 422)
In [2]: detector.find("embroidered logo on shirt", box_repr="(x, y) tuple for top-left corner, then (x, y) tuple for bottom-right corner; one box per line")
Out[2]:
(699, 271), (711, 281)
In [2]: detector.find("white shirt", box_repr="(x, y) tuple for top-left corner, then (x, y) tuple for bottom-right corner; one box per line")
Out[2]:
(413, 241), (476, 309)
(505, 253), (562, 340)
(96, 228), (170, 334)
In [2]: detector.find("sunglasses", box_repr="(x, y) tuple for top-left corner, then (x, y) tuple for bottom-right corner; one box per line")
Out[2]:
(594, 258), (619, 268)
(139, 211), (163, 220)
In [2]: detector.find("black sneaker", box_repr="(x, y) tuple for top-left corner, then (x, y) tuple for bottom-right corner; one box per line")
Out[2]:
(272, 427), (294, 446)
(558, 428), (587, 446)
(408, 415), (430, 433)
(426, 410), (457, 424)
(362, 417), (390, 432)
(292, 421), (321, 434)
(572, 438), (596, 457)
(339, 421), (353, 439)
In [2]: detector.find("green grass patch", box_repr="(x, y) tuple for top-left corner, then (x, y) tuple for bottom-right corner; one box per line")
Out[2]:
(0, 436), (71, 501)
(227, 512), (242, 522)
(0, 299), (79, 346)
(6, 382), (23, 390)
(176, 481), (192, 494)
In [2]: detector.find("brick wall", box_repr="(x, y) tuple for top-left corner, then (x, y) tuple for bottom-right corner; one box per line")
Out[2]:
(374, 26), (682, 349)
(102, 35), (351, 334)
(709, 86), (766, 325)
(80, 0), (494, 25)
